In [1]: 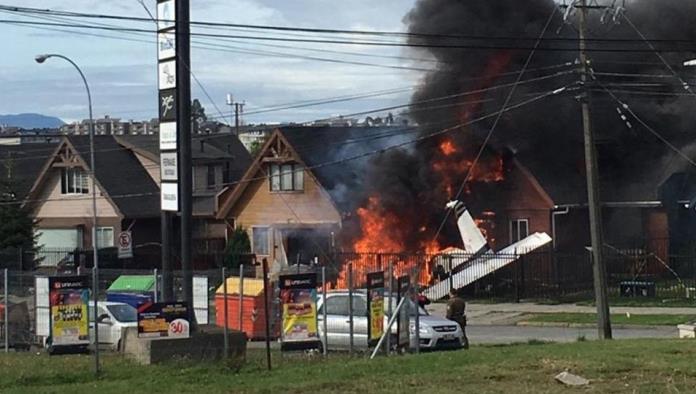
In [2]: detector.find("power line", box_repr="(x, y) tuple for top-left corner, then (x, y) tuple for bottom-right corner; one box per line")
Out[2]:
(3, 5), (694, 44)
(2, 87), (565, 207)
(2, 19), (695, 53)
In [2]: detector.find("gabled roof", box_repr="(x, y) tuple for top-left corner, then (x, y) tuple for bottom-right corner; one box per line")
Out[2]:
(281, 125), (417, 211)
(0, 143), (59, 201)
(515, 139), (696, 206)
(66, 135), (160, 218)
(216, 125), (417, 218)
(116, 133), (252, 167)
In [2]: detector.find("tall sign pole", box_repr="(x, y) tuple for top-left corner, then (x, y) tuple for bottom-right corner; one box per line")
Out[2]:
(156, 0), (177, 301)
(176, 0), (194, 312)
(578, 0), (612, 339)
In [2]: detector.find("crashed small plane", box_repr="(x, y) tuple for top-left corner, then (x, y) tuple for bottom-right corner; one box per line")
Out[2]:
(422, 201), (552, 300)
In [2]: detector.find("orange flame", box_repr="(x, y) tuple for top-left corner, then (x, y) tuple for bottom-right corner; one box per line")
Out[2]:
(440, 140), (457, 156)
(335, 197), (440, 288)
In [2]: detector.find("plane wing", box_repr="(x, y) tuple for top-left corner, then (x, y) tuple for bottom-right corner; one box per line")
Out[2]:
(423, 201), (552, 300)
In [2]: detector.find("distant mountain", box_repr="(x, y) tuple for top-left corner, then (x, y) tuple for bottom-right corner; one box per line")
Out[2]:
(0, 113), (65, 129)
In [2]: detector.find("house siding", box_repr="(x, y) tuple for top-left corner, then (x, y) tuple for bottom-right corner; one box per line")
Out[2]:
(231, 168), (341, 261)
(33, 168), (120, 219)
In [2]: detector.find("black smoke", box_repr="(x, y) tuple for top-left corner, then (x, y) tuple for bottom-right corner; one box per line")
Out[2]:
(343, 0), (696, 251)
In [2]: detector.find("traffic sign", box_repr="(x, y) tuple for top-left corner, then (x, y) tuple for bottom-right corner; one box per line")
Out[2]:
(117, 231), (133, 259)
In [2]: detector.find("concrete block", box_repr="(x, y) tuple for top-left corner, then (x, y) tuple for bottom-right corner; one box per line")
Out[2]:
(122, 325), (246, 365)
(678, 324), (696, 339)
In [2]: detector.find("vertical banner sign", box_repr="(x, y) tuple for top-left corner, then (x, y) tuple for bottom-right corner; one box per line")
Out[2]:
(397, 275), (410, 349)
(366, 271), (385, 346)
(278, 273), (320, 351)
(35, 276), (50, 338)
(48, 276), (90, 346)
(157, 0), (179, 212)
(192, 276), (208, 324)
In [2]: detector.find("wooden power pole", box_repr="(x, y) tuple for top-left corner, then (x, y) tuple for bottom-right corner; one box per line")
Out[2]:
(578, 0), (612, 339)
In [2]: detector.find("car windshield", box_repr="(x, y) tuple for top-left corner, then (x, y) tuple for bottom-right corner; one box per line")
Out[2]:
(107, 304), (137, 323)
(384, 297), (428, 316)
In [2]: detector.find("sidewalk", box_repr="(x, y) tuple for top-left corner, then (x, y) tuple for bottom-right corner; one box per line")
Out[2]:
(426, 302), (696, 326)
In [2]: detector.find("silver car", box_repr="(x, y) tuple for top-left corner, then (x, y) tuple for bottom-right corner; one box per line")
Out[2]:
(317, 290), (464, 351)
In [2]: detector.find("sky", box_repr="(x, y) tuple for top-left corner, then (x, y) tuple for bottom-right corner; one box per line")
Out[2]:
(0, 0), (422, 124)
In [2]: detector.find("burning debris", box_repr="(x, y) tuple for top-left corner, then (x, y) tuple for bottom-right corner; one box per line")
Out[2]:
(331, 0), (696, 287)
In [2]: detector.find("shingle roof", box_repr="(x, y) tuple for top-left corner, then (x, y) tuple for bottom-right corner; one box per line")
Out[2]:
(0, 143), (58, 200)
(67, 135), (160, 218)
(280, 125), (417, 212)
(515, 140), (696, 206)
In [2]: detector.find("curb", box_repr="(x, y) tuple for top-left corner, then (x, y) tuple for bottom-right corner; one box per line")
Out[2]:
(516, 321), (672, 329)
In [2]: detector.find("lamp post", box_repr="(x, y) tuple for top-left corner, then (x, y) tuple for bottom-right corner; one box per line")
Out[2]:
(35, 54), (99, 374)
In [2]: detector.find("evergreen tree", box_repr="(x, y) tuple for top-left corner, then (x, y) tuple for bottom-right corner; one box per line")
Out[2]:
(223, 227), (251, 269)
(0, 155), (38, 269)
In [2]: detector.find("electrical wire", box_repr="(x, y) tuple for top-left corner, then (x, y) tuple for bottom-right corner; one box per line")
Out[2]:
(0, 87), (566, 207)
(430, 7), (559, 245)
(3, 5), (694, 44)
(1, 19), (694, 53)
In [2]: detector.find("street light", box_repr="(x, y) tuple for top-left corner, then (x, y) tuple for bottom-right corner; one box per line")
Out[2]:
(684, 59), (696, 67)
(35, 54), (100, 374)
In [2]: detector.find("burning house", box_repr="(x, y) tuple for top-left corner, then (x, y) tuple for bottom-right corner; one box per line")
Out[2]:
(217, 0), (696, 293)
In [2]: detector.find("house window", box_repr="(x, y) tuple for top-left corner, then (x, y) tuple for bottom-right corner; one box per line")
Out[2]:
(207, 164), (216, 189)
(223, 162), (231, 183)
(252, 227), (269, 255)
(96, 227), (114, 249)
(61, 168), (89, 194)
(509, 219), (529, 243)
(269, 163), (304, 192)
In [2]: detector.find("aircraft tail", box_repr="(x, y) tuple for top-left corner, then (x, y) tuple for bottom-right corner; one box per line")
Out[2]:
(445, 200), (489, 255)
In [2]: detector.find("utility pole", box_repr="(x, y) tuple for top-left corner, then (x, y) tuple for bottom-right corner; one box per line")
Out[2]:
(177, 0), (194, 313)
(234, 102), (245, 136)
(226, 94), (244, 136)
(578, 0), (612, 339)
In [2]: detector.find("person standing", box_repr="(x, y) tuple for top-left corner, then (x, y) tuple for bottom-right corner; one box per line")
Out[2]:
(446, 288), (469, 349)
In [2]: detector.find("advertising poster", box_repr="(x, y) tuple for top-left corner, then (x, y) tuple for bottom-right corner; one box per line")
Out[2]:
(137, 302), (190, 338)
(48, 276), (90, 346)
(397, 275), (411, 349)
(279, 273), (320, 351)
(366, 271), (385, 346)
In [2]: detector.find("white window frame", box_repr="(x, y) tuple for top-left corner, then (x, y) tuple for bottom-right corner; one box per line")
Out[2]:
(509, 219), (529, 243)
(251, 226), (270, 256)
(269, 163), (304, 192)
(96, 227), (114, 249)
(61, 167), (89, 195)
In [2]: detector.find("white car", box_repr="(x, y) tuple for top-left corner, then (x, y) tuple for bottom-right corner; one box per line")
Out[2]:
(89, 301), (138, 351)
(317, 290), (464, 351)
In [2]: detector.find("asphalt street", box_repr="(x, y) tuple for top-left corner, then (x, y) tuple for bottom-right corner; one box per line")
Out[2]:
(466, 325), (676, 345)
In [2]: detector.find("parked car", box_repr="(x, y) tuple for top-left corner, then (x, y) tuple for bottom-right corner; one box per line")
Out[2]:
(88, 301), (138, 351)
(316, 290), (464, 351)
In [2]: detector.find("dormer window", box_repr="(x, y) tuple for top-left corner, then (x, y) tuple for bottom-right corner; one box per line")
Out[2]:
(61, 168), (89, 194)
(269, 163), (304, 192)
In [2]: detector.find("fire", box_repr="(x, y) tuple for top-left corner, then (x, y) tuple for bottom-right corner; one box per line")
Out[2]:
(335, 196), (440, 288)
(474, 211), (497, 247)
(432, 139), (504, 198)
(352, 197), (404, 253)
(440, 140), (457, 156)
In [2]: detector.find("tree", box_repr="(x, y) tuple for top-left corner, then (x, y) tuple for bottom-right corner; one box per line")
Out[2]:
(223, 226), (251, 269)
(249, 140), (263, 157)
(0, 155), (38, 269)
(191, 99), (207, 134)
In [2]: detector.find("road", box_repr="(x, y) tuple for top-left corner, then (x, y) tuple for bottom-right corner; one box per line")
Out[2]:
(467, 325), (676, 345)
